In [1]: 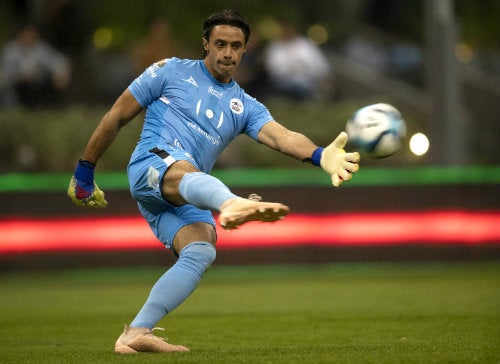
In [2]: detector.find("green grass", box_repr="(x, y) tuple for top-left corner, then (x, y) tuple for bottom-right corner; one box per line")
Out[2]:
(1, 262), (499, 363)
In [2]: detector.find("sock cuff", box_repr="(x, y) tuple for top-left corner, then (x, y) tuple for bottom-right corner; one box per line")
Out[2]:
(179, 172), (236, 210)
(180, 241), (216, 260)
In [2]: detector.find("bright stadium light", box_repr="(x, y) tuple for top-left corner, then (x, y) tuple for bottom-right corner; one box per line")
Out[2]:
(307, 24), (328, 45)
(409, 132), (430, 156)
(93, 27), (113, 49)
(257, 18), (280, 40)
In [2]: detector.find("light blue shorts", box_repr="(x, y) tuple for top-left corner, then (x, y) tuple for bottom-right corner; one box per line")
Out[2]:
(127, 145), (215, 249)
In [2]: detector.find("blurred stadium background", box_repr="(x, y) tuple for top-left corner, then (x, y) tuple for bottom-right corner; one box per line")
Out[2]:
(0, 0), (499, 269)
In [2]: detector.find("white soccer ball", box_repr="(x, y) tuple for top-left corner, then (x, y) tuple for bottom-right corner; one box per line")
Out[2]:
(345, 103), (406, 158)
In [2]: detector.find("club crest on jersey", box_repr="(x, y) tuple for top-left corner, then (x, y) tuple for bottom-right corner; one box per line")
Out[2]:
(154, 59), (168, 67)
(230, 98), (243, 114)
(148, 59), (169, 78)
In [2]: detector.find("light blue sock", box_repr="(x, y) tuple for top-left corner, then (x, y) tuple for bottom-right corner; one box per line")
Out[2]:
(179, 172), (237, 210)
(130, 242), (216, 329)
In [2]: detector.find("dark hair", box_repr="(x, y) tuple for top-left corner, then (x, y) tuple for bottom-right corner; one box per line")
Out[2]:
(202, 10), (250, 57)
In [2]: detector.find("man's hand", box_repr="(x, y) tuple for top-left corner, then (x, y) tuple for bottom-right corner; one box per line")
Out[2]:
(67, 160), (108, 208)
(320, 132), (360, 187)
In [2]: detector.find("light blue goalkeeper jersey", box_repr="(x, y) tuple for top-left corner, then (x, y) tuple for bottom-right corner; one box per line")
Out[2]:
(128, 57), (274, 173)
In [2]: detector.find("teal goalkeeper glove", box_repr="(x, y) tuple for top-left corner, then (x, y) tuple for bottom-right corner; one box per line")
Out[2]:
(312, 132), (360, 187)
(67, 160), (108, 208)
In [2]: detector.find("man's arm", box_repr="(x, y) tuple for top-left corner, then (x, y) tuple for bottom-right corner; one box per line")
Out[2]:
(82, 89), (144, 164)
(68, 89), (144, 207)
(257, 120), (360, 186)
(257, 121), (317, 161)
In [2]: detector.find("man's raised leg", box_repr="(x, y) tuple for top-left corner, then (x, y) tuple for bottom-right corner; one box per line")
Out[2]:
(178, 171), (289, 230)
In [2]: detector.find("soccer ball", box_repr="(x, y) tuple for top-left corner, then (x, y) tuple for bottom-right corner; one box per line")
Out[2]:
(345, 103), (406, 158)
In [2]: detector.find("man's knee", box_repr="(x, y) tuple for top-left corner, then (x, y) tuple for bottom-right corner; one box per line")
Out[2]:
(178, 242), (217, 278)
(173, 222), (217, 253)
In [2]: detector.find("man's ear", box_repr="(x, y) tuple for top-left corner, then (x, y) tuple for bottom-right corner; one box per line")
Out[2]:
(202, 37), (209, 51)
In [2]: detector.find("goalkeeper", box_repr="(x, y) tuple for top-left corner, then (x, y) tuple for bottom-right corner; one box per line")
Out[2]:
(68, 9), (360, 354)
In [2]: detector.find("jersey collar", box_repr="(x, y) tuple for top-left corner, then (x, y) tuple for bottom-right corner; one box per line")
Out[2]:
(200, 60), (235, 88)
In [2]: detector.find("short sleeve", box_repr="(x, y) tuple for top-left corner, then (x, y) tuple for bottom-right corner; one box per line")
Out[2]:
(128, 58), (173, 107)
(243, 96), (274, 140)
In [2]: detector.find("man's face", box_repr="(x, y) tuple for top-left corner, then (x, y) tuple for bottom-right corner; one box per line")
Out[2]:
(203, 25), (247, 84)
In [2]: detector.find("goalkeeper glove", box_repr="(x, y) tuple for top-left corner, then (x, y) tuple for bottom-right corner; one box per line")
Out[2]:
(312, 132), (360, 187)
(67, 160), (108, 208)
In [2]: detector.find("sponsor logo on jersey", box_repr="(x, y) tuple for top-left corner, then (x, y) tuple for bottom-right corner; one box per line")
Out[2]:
(187, 121), (220, 145)
(208, 86), (223, 99)
(230, 98), (244, 114)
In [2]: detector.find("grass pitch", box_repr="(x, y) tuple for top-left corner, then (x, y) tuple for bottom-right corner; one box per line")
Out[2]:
(0, 261), (499, 363)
